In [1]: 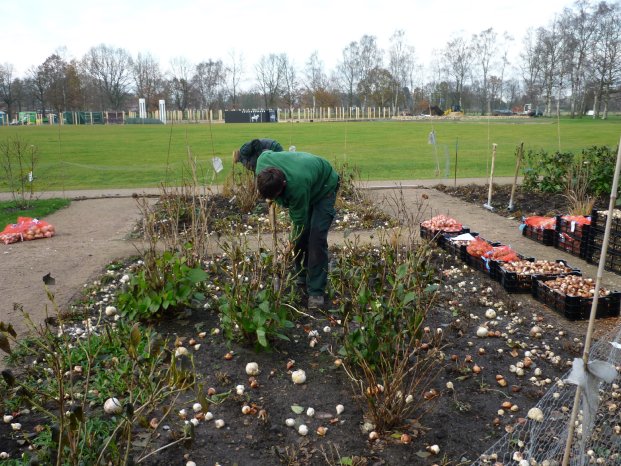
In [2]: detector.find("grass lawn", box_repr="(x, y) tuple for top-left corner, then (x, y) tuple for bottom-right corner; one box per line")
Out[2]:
(0, 117), (619, 191)
(0, 198), (71, 231)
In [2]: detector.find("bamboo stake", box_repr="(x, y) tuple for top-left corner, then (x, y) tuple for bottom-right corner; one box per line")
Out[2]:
(561, 136), (621, 466)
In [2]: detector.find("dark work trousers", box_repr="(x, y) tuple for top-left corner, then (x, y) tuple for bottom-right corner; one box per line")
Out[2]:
(294, 190), (336, 296)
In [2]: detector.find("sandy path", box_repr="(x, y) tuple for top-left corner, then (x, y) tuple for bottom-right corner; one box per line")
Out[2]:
(1, 197), (147, 349)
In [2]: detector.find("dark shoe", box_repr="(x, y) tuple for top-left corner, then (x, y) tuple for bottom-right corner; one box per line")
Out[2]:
(307, 295), (324, 308)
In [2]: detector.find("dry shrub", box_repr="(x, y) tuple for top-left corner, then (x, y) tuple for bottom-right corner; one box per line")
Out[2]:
(565, 161), (595, 216)
(222, 164), (259, 213)
(137, 150), (213, 268)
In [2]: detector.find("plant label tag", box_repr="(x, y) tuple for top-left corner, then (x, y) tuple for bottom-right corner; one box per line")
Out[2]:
(212, 157), (223, 173)
(571, 221), (576, 233)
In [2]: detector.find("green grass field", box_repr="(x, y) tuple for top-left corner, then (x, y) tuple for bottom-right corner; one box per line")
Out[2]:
(0, 117), (619, 191)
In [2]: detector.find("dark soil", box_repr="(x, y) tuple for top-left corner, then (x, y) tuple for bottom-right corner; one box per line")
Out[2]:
(1, 186), (615, 465)
(434, 183), (606, 219)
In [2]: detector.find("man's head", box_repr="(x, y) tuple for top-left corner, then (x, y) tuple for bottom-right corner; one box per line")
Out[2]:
(256, 167), (286, 200)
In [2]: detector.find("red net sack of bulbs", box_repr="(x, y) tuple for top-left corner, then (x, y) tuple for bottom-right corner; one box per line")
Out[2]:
(420, 214), (462, 232)
(561, 215), (591, 225)
(466, 237), (494, 258)
(0, 217), (56, 244)
(523, 216), (556, 230)
(483, 245), (520, 262)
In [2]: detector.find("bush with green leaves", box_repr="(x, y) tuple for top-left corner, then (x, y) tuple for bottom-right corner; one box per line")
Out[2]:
(0, 308), (193, 465)
(329, 239), (441, 431)
(522, 145), (619, 197)
(117, 248), (207, 320)
(217, 241), (297, 349)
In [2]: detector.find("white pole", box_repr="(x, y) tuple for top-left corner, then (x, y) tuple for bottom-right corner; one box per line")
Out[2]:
(562, 136), (621, 466)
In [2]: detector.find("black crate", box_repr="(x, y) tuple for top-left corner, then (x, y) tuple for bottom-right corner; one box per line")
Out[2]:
(420, 225), (470, 246)
(585, 244), (621, 275)
(587, 231), (621, 254)
(443, 232), (479, 262)
(532, 275), (621, 320)
(522, 224), (556, 246)
(499, 259), (579, 294)
(590, 208), (621, 236)
(465, 239), (502, 276)
(556, 216), (591, 240)
(485, 250), (530, 282)
(554, 232), (588, 258)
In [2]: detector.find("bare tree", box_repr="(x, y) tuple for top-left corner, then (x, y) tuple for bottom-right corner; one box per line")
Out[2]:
(193, 59), (226, 111)
(388, 30), (416, 113)
(225, 50), (244, 109)
(280, 55), (298, 113)
(591, 1), (621, 119)
(133, 52), (165, 112)
(336, 35), (383, 108)
(255, 53), (284, 108)
(82, 44), (133, 110)
(472, 28), (498, 115)
(442, 35), (473, 110)
(0, 63), (17, 120)
(303, 51), (329, 108)
(537, 20), (564, 117)
(168, 56), (194, 111)
(336, 42), (360, 108)
(519, 28), (544, 107)
(560, 1), (598, 117)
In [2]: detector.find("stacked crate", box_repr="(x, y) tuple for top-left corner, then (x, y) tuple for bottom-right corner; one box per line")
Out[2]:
(555, 215), (591, 258)
(586, 209), (621, 274)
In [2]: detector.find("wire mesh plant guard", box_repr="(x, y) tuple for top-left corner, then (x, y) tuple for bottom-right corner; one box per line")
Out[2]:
(473, 138), (621, 466)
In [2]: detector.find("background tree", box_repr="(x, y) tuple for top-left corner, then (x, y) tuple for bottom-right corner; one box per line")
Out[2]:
(357, 67), (397, 107)
(303, 51), (328, 108)
(0, 63), (17, 120)
(133, 52), (165, 112)
(82, 44), (133, 110)
(225, 50), (244, 109)
(168, 56), (194, 111)
(442, 35), (473, 111)
(280, 55), (298, 115)
(255, 53), (284, 108)
(472, 28), (498, 115)
(193, 59), (226, 112)
(388, 29), (416, 113)
(591, 1), (621, 119)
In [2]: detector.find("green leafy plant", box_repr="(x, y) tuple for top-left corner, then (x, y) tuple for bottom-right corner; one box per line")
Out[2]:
(330, 238), (442, 432)
(117, 248), (207, 320)
(0, 298), (193, 465)
(217, 239), (297, 349)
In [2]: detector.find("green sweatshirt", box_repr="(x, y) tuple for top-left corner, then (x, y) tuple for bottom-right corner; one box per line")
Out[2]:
(256, 151), (339, 238)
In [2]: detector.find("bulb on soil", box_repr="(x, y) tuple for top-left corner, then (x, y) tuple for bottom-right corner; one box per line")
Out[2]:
(103, 397), (123, 415)
(291, 369), (306, 384)
(245, 362), (259, 376)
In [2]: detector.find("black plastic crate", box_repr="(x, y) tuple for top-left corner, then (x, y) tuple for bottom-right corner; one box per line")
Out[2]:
(465, 239), (502, 276)
(420, 225), (469, 246)
(499, 259), (579, 294)
(590, 208), (621, 236)
(554, 232), (588, 258)
(533, 275), (621, 320)
(556, 216), (591, 240)
(522, 224), (555, 246)
(443, 232), (479, 262)
(585, 244), (621, 275)
(484, 249), (529, 282)
(587, 231), (621, 253)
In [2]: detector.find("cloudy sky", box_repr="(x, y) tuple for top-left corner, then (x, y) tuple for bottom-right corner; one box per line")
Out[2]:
(3, 0), (575, 79)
